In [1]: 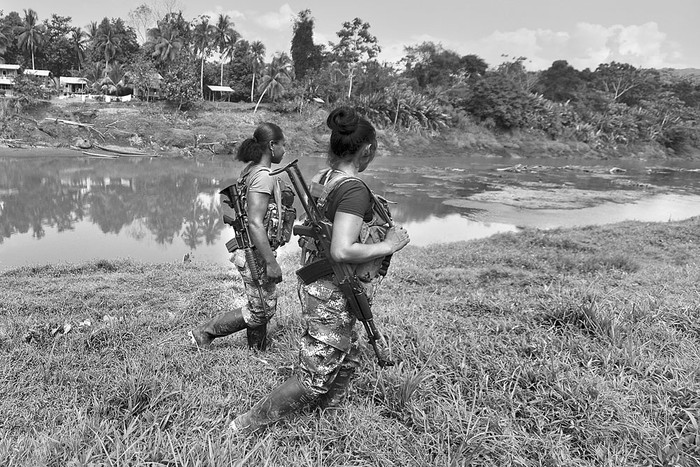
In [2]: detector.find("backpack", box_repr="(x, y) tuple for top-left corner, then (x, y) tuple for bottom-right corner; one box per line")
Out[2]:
(299, 169), (392, 282)
(239, 165), (296, 249)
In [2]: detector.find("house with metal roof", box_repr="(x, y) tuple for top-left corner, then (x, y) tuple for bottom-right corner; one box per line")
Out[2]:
(23, 69), (52, 77)
(0, 64), (20, 96)
(59, 76), (89, 95)
(208, 85), (235, 101)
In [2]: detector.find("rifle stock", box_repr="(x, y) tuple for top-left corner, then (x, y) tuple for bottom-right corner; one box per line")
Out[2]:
(271, 159), (394, 367)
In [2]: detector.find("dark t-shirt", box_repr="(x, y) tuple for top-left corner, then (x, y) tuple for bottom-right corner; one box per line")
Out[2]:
(324, 179), (373, 223)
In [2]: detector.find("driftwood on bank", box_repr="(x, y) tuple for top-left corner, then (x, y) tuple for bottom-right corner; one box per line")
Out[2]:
(43, 117), (106, 140)
(81, 151), (120, 159)
(95, 144), (149, 156)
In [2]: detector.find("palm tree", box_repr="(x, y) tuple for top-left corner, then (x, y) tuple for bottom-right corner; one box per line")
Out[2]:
(95, 22), (122, 75)
(192, 17), (214, 99)
(254, 53), (294, 112)
(212, 14), (239, 86)
(147, 24), (183, 66)
(0, 23), (12, 60)
(85, 21), (99, 43)
(16, 9), (45, 70)
(70, 27), (87, 72)
(249, 40), (266, 103)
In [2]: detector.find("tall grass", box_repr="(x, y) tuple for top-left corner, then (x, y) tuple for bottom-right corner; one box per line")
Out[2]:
(1, 217), (699, 465)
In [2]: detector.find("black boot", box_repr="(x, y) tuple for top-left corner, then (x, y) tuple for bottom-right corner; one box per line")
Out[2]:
(246, 324), (268, 351)
(229, 376), (317, 434)
(189, 308), (247, 349)
(319, 367), (355, 409)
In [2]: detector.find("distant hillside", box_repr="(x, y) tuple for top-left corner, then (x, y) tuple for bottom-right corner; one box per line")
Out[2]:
(662, 68), (700, 80)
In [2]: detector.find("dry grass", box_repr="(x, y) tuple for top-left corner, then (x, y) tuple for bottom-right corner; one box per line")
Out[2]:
(1, 217), (699, 466)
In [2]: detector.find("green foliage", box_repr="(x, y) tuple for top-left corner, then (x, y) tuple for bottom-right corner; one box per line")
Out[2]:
(126, 54), (160, 101)
(0, 11), (23, 64)
(330, 17), (380, 98)
(291, 9), (322, 81)
(37, 14), (73, 77)
(351, 84), (449, 131)
(351, 61), (398, 96)
(256, 53), (294, 105)
(16, 8), (45, 70)
(401, 42), (487, 90)
(12, 73), (55, 100)
(90, 17), (139, 71)
(534, 60), (584, 103)
(161, 55), (200, 110)
(464, 72), (534, 130)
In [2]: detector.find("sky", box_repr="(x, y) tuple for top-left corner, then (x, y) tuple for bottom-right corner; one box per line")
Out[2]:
(3, 0), (699, 71)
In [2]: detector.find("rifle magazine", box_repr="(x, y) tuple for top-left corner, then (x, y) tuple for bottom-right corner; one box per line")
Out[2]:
(296, 258), (334, 285)
(225, 237), (240, 253)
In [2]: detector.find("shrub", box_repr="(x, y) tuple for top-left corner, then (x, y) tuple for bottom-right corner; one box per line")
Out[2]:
(350, 85), (449, 132)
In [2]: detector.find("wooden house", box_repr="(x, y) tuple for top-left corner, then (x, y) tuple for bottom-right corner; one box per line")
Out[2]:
(132, 72), (163, 100)
(59, 77), (89, 95)
(0, 64), (20, 96)
(23, 69), (55, 90)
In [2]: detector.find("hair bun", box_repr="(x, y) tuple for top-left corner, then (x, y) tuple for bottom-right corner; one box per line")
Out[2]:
(327, 107), (359, 135)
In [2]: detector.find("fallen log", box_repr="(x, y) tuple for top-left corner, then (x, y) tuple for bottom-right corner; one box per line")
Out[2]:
(81, 151), (119, 159)
(95, 144), (148, 156)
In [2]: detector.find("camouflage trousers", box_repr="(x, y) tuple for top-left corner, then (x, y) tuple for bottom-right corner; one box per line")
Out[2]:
(296, 276), (380, 396)
(231, 249), (278, 327)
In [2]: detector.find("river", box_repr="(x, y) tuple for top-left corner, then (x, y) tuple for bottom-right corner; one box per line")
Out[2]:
(2, 149), (700, 271)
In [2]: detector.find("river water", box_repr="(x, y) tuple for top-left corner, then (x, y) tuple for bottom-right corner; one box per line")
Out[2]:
(2, 149), (700, 271)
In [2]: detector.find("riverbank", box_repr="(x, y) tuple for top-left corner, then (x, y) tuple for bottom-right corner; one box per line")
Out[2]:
(1, 216), (698, 465)
(2, 99), (698, 160)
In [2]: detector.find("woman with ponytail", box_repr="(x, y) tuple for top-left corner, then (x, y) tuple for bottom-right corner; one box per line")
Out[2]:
(190, 122), (293, 351)
(229, 107), (410, 434)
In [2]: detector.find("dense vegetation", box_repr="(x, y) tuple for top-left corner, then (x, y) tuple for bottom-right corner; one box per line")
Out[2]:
(1, 217), (699, 465)
(1, 6), (700, 154)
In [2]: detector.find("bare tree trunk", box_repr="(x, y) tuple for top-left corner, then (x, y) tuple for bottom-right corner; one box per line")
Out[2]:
(201, 57), (205, 99)
(220, 62), (223, 86)
(254, 87), (268, 113)
(250, 69), (255, 103)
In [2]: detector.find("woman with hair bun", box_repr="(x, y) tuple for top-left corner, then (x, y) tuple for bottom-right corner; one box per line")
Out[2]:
(230, 107), (410, 433)
(190, 122), (294, 351)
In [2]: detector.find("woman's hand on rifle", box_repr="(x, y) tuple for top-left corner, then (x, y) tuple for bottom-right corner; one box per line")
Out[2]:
(265, 259), (283, 283)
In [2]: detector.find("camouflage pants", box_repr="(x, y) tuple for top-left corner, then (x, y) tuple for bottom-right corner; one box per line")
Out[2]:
(296, 277), (379, 396)
(232, 249), (278, 327)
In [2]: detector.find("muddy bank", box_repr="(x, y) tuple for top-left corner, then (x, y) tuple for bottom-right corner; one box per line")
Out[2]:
(2, 100), (694, 161)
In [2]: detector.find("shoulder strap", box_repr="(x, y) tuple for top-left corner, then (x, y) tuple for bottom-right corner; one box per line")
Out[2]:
(314, 170), (365, 213)
(272, 177), (284, 243)
(239, 164), (270, 187)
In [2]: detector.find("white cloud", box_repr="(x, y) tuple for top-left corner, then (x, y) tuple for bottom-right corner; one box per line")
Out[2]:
(313, 31), (331, 48)
(255, 4), (295, 31)
(200, 8), (246, 22)
(383, 22), (688, 71)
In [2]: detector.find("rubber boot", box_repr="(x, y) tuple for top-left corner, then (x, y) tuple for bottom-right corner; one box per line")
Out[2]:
(318, 367), (356, 409)
(229, 376), (317, 434)
(246, 324), (268, 351)
(189, 308), (247, 350)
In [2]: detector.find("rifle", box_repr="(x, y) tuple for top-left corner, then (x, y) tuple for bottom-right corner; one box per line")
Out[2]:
(219, 183), (269, 316)
(270, 159), (395, 367)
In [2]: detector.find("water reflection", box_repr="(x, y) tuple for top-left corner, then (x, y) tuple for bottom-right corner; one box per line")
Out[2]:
(1, 153), (700, 271)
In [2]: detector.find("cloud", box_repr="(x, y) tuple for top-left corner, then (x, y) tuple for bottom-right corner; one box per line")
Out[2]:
(255, 4), (295, 31)
(200, 8), (246, 22)
(386, 22), (688, 71)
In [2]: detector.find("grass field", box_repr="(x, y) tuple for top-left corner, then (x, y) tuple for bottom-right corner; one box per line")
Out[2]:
(1, 217), (699, 466)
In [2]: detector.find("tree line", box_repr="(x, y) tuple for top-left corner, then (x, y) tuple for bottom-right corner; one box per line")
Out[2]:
(1, 6), (699, 152)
